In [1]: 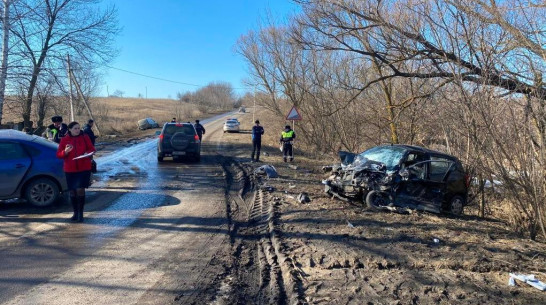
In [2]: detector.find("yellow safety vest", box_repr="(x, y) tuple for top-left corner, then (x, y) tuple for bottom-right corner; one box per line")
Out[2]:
(282, 130), (294, 139)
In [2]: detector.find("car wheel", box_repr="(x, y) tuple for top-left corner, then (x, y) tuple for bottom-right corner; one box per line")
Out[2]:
(449, 195), (465, 216)
(365, 191), (388, 210)
(24, 178), (59, 207)
(194, 154), (201, 162)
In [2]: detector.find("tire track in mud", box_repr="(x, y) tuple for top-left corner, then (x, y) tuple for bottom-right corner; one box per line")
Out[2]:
(201, 119), (303, 304)
(209, 158), (304, 305)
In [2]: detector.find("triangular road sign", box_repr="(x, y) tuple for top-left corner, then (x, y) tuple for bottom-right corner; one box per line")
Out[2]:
(286, 106), (302, 120)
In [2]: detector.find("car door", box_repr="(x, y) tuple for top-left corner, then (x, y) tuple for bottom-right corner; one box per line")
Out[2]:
(398, 152), (428, 199)
(0, 141), (32, 196)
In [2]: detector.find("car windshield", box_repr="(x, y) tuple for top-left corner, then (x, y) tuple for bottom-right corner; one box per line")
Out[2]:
(352, 146), (407, 171)
(226, 120), (238, 124)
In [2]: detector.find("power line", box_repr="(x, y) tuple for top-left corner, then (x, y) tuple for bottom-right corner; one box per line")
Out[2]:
(104, 65), (249, 90)
(105, 65), (201, 87)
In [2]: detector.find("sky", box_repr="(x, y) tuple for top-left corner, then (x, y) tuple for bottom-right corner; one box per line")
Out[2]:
(100, 0), (300, 99)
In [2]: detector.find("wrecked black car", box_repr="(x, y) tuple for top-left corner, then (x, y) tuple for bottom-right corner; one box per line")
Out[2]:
(323, 145), (469, 215)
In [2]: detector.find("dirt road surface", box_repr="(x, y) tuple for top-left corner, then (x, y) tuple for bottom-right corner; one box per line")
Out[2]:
(0, 113), (248, 304)
(1, 109), (546, 305)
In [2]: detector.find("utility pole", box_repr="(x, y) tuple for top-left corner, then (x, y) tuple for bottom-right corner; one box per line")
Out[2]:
(66, 54), (74, 121)
(253, 86), (256, 122)
(70, 69), (101, 136)
(0, 0), (11, 125)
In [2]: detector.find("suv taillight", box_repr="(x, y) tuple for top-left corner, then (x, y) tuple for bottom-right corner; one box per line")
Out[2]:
(194, 134), (199, 141)
(159, 134), (164, 141)
(464, 173), (471, 188)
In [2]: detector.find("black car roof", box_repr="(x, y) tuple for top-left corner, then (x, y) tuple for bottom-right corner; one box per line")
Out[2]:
(164, 122), (193, 126)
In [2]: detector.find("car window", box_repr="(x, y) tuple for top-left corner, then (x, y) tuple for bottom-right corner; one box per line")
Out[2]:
(404, 152), (427, 167)
(356, 146), (406, 171)
(0, 142), (28, 160)
(408, 162), (427, 180)
(429, 157), (454, 182)
(163, 125), (195, 136)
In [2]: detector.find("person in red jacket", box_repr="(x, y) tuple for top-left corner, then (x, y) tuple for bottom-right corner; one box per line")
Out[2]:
(56, 121), (96, 222)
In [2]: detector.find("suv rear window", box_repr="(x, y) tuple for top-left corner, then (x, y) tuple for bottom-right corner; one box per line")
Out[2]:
(164, 125), (195, 136)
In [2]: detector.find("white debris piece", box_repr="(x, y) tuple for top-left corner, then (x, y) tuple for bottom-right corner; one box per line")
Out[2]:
(509, 273), (546, 291)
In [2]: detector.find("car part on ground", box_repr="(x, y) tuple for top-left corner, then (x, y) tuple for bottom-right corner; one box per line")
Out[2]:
(138, 118), (160, 130)
(157, 123), (201, 162)
(324, 144), (469, 216)
(0, 130), (67, 207)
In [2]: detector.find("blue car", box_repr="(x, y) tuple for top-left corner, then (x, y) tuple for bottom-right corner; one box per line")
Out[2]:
(0, 130), (67, 207)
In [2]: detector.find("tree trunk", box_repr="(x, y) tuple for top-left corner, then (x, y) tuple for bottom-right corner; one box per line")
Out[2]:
(479, 175), (485, 218)
(23, 39), (51, 129)
(0, 0), (10, 125)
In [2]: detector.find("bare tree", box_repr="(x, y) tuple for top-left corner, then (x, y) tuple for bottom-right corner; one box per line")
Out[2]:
(110, 89), (124, 98)
(9, 0), (119, 128)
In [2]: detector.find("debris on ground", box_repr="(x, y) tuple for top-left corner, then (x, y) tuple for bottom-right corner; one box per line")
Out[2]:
(509, 273), (546, 291)
(288, 164), (298, 170)
(297, 192), (311, 203)
(261, 185), (276, 192)
(253, 165), (278, 178)
(322, 165), (333, 172)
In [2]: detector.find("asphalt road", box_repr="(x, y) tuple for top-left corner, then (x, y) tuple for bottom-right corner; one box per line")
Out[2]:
(0, 112), (245, 305)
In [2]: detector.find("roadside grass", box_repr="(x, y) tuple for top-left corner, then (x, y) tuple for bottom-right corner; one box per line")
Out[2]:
(92, 97), (204, 135)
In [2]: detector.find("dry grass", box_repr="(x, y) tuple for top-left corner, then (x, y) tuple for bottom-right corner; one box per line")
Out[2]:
(1, 97), (206, 135)
(92, 97), (204, 135)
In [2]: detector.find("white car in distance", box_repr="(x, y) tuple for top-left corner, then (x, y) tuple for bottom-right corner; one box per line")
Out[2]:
(223, 118), (240, 133)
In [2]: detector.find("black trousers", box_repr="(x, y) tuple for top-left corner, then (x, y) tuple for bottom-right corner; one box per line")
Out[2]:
(283, 143), (293, 160)
(251, 139), (261, 160)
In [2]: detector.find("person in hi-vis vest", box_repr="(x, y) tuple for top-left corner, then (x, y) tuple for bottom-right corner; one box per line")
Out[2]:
(279, 125), (296, 162)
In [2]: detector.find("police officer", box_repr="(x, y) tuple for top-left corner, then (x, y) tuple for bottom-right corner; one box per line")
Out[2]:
(251, 120), (264, 162)
(46, 116), (68, 143)
(194, 120), (206, 141)
(279, 125), (296, 162)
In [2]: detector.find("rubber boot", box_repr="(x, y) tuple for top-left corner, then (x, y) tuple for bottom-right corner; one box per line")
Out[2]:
(77, 196), (85, 223)
(70, 196), (78, 222)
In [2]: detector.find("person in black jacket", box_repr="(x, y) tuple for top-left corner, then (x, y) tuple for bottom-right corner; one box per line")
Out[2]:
(194, 120), (206, 141)
(82, 119), (97, 146)
(251, 120), (264, 162)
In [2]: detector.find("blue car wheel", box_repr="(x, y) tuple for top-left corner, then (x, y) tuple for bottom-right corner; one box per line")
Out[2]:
(24, 178), (59, 207)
